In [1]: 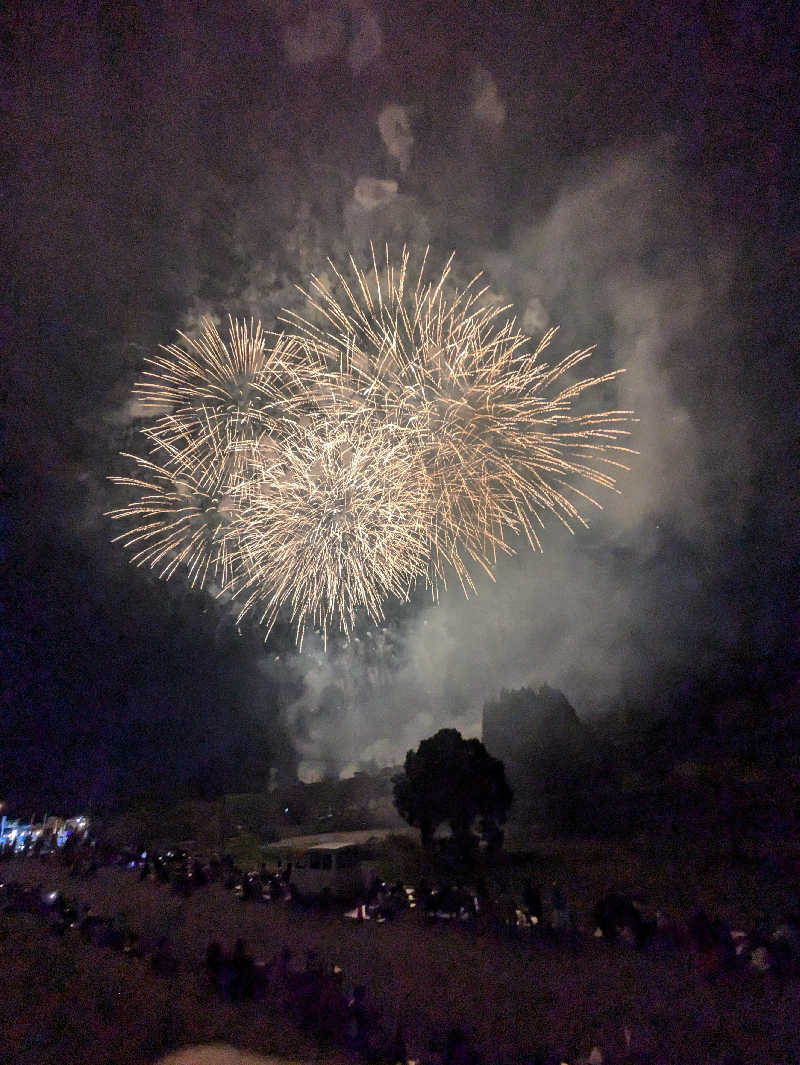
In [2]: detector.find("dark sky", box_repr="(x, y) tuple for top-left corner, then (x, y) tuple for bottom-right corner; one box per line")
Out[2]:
(2, 0), (798, 808)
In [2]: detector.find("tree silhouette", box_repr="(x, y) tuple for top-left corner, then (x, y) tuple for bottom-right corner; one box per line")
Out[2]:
(393, 728), (513, 853)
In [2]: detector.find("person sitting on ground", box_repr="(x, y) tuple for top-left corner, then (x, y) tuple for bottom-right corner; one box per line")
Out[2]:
(122, 928), (140, 957)
(100, 915), (124, 951)
(314, 965), (348, 1043)
(59, 896), (79, 932)
(417, 876), (430, 908)
(689, 908), (727, 982)
(275, 945), (292, 979)
(78, 906), (101, 940)
(523, 879), (544, 925)
(230, 937), (255, 1000)
(387, 1024), (408, 1065)
(305, 949), (322, 972)
(237, 875), (255, 902)
(687, 907), (714, 951)
(192, 860), (207, 888)
(444, 1025), (484, 1064)
(594, 892), (653, 949)
(711, 915), (736, 969)
(150, 936), (179, 976)
(205, 940), (223, 981)
(288, 881), (308, 910)
(269, 944), (293, 999)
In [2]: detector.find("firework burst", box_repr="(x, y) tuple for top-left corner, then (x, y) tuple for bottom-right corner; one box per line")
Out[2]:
(231, 410), (430, 647)
(284, 246), (635, 595)
(109, 247), (635, 644)
(108, 411), (244, 591)
(134, 316), (307, 467)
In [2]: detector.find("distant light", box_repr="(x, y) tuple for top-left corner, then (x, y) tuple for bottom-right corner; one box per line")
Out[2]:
(284, 807), (289, 814)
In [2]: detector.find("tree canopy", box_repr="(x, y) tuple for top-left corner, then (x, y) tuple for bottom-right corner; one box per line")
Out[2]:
(392, 728), (513, 852)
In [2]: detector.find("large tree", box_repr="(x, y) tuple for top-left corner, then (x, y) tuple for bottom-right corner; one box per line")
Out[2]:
(393, 728), (513, 853)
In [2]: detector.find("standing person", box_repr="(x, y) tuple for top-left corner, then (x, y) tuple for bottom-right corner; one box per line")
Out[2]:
(347, 984), (370, 1052)
(523, 879), (543, 925)
(231, 937), (255, 1000)
(551, 883), (569, 931)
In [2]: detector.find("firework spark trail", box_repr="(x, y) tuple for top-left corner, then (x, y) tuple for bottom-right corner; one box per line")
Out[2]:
(284, 246), (636, 596)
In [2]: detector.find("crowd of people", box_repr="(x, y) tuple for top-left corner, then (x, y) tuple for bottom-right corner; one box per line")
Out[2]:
(0, 853), (487, 1064)
(3, 837), (800, 1064)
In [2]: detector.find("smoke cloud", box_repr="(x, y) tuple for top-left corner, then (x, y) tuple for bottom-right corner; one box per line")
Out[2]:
(8, 2), (788, 799)
(264, 139), (755, 777)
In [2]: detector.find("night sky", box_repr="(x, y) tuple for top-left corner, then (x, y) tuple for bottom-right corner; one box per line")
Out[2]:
(3, 0), (797, 811)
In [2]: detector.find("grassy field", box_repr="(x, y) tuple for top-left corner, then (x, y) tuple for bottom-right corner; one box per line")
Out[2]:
(497, 833), (800, 929)
(2, 849), (799, 1065)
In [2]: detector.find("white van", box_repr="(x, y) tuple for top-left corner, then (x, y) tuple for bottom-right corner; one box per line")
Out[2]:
(291, 842), (366, 898)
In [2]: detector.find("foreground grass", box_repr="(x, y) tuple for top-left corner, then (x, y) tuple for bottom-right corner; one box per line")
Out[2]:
(2, 856), (800, 1064)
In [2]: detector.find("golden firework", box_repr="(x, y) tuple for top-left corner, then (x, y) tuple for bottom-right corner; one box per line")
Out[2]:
(108, 411), (243, 590)
(109, 248), (635, 644)
(134, 316), (307, 465)
(231, 410), (429, 648)
(284, 246), (635, 595)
